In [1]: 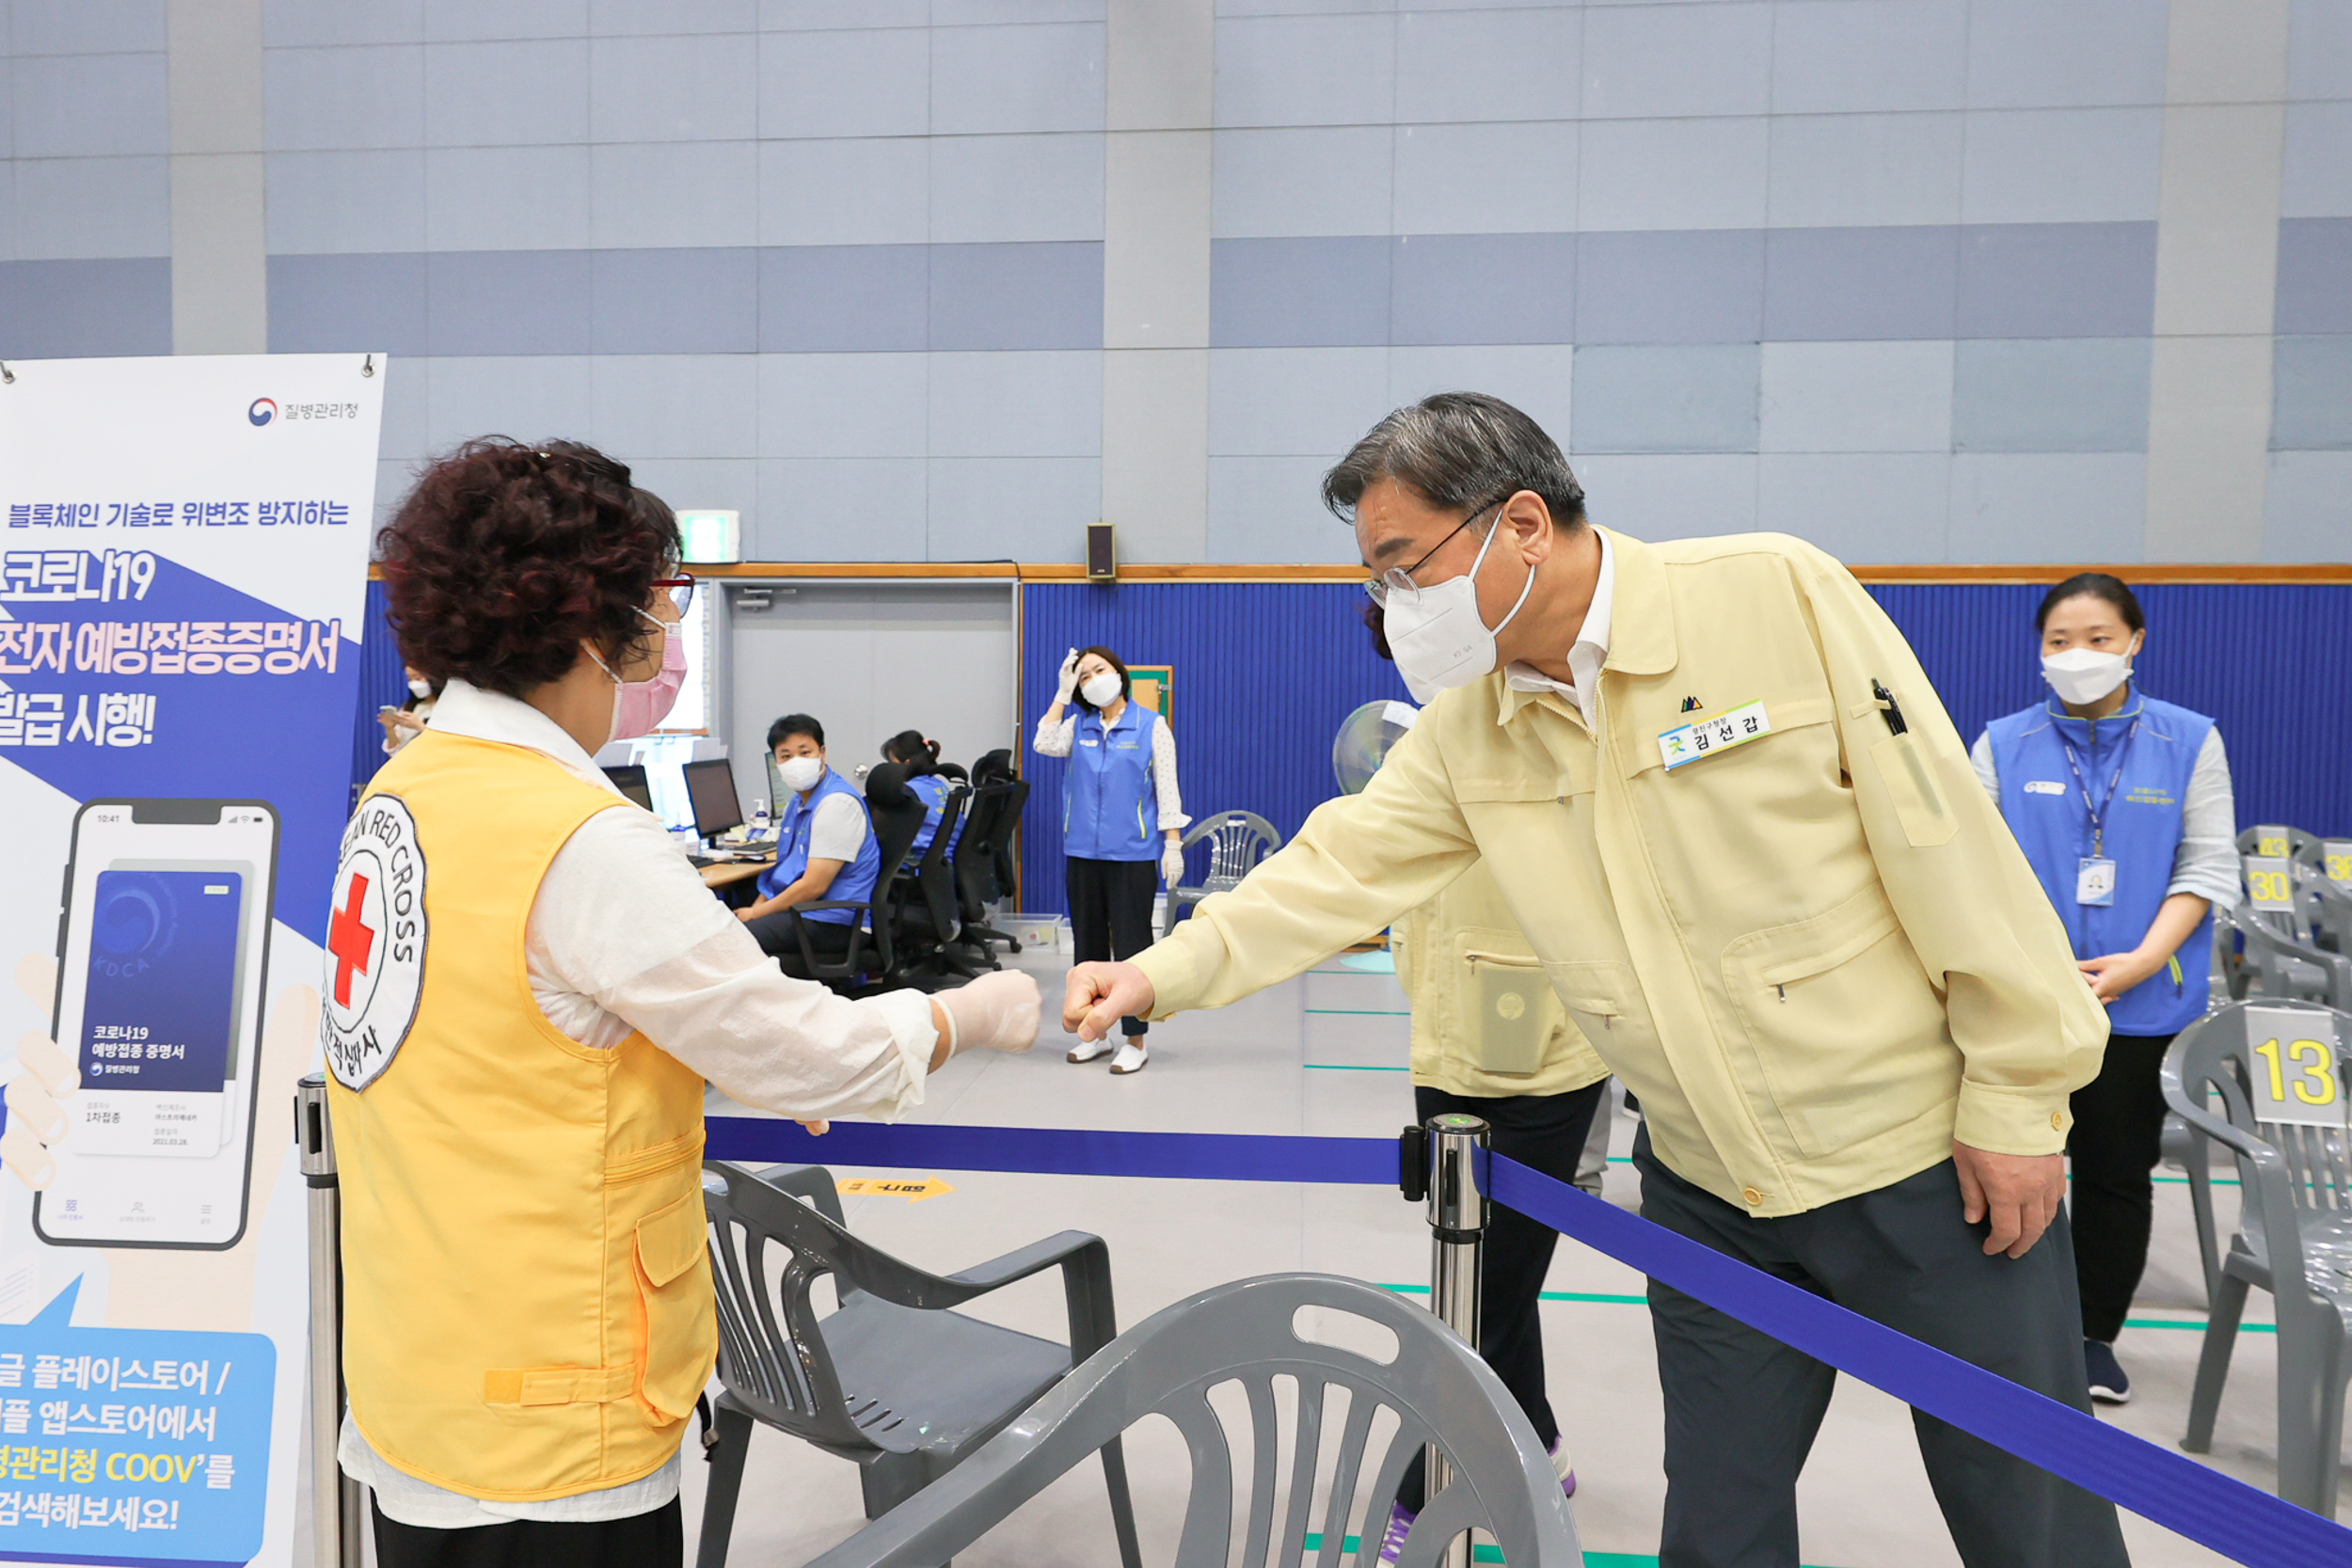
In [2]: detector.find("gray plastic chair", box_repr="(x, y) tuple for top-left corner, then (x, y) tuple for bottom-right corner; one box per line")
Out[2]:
(803, 1273), (1581, 1568)
(2238, 824), (2324, 870)
(2230, 904), (2352, 1010)
(698, 1162), (1141, 1568)
(2163, 1002), (2352, 1513)
(1164, 810), (1283, 938)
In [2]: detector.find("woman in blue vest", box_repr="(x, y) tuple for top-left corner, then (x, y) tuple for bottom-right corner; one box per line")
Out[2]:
(739, 713), (882, 977)
(1035, 647), (1187, 1075)
(882, 730), (964, 860)
(1973, 573), (2238, 1407)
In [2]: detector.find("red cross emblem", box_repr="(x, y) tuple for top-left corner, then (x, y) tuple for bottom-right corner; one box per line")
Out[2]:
(327, 872), (376, 1009)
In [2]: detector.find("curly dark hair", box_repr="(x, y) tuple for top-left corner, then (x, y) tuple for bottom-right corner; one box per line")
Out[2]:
(377, 438), (679, 699)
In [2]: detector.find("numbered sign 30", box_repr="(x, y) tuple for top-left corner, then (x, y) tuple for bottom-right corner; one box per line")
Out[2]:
(2325, 839), (2352, 894)
(2243, 855), (2296, 914)
(2245, 1006), (2346, 1127)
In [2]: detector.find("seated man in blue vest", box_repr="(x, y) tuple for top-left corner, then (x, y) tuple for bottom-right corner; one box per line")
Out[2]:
(737, 714), (882, 976)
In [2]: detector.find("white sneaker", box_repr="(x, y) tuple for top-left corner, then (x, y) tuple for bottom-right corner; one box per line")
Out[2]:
(1552, 1438), (1576, 1498)
(1066, 1037), (1113, 1064)
(1109, 1040), (1149, 1074)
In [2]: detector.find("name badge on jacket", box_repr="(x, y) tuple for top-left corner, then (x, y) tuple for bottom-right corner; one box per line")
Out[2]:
(1658, 699), (1772, 770)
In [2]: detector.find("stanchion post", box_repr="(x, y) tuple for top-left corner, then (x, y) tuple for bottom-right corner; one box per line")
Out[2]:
(1423, 1114), (1488, 1568)
(296, 1076), (364, 1568)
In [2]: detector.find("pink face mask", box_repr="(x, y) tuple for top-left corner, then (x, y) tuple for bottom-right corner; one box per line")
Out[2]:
(610, 624), (687, 741)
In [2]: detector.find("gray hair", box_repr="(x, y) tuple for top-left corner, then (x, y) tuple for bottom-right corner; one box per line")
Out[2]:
(1321, 391), (1586, 530)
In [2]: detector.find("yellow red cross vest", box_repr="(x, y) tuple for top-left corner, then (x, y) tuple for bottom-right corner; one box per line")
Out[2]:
(321, 729), (714, 1501)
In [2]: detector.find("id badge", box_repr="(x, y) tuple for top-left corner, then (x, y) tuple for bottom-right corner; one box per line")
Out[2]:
(2076, 857), (2117, 907)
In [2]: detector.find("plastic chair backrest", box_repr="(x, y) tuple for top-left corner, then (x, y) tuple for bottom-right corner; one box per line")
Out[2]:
(2169, 1003), (2352, 1225)
(701, 1162), (872, 1456)
(802, 1273), (1580, 1568)
(2239, 824), (2323, 869)
(1184, 810), (1282, 894)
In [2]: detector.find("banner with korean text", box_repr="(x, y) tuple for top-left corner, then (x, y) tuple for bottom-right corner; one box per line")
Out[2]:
(0, 354), (383, 1566)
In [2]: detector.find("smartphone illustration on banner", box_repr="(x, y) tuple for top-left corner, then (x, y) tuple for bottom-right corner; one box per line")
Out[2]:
(36, 800), (278, 1251)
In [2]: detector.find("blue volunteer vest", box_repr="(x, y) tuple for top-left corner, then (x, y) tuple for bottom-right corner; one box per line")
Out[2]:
(1985, 688), (2215, 1034)
(758, 767), (881, 926)
(1063, 703), (1159, 863)
(906, 773), (964, 858)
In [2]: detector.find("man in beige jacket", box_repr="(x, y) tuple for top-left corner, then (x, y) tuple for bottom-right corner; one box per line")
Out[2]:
(1065, 394), (2126, 1568)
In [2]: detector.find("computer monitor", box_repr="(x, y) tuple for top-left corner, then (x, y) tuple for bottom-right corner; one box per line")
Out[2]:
(601, 764), (655, 814)
(682, 757), (745, 842)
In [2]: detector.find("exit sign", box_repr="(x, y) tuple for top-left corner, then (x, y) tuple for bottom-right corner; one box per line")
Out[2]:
(677, 510), (739, 563)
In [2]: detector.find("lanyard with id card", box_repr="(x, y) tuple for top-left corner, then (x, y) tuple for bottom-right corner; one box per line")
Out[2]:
(2058, 716), (2140, 907)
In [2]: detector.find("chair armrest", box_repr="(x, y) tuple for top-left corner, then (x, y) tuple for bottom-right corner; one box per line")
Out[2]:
(2161, 1072), (2321, 1306)
(946, 1230), (1107, 1292)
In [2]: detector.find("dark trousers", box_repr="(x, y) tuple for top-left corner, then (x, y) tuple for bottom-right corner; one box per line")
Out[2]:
(2068, 1029), (2176, 1343)
(1067, 856), (1157, 1037)
(1636, 1131), (2129, 1568)
(1398, 1079), (1608, 1511)
(373, 1497), (681, 1568)
(744, 908), (856, 977)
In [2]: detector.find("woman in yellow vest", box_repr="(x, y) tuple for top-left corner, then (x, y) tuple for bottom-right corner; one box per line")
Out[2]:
(332, 439), (1041, 1567)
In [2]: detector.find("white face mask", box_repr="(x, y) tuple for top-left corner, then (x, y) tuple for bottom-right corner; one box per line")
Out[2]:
(778, 755), (826, 794)
(407, 677), (433, 699)
(2042, 644), (2136, 706)
(1080, 673), (1123, 709)
(1382, 516), (1536, 705)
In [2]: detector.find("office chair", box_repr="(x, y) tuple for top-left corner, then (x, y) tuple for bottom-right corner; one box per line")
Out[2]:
(774, 763), (925, 995)
(877, 785), (985, 990)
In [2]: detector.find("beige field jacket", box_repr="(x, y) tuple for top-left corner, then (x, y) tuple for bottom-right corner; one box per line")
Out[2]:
(1135, 529), (2106, 1216)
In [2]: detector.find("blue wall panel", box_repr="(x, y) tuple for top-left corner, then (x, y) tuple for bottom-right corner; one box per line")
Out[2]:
(1017, 582), (1411, 915)
(1870, 583), (2352, 841)
(1015, 579), (2352, 915)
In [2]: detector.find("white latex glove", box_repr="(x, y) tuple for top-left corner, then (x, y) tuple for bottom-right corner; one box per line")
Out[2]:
(1054, 647), (1082, 704)
(1161, 842), (1184, 889)
(936, 971), (1042, 1055)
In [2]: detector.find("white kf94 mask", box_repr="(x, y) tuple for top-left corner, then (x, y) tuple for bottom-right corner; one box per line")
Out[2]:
(2042, 646), (2133, 706)
(1382, 516), (1536, 705)
(778, 755), (826, 794)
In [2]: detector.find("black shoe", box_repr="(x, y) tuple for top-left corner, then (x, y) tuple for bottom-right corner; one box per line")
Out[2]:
(2084, 1338), (2131, 1405)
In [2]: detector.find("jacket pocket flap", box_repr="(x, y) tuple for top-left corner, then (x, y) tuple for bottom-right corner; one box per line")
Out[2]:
(635, 1190), (707, 1289)
(1740, 885), (1901, 989)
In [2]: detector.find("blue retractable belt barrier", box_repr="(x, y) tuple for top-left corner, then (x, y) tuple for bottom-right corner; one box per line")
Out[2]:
(704, 1117), (2352, 1567)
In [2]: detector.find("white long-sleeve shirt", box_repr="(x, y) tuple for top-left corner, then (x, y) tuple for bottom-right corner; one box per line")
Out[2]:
(343, 680), (938, 1528)
(1970, 722), (2241, 911)
(1033, 704), (1189, 833)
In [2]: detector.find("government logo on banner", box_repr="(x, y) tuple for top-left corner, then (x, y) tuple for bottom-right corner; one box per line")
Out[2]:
(321, 794), (426, 1090)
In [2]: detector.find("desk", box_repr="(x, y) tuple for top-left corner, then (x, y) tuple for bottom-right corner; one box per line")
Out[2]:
(701, 856), (773, 891)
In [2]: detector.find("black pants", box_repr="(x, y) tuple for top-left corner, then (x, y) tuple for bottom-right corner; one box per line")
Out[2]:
(1067, 856), (1157, 1037)
(373, 1497), (681, 1568)
(1636, 1131), (2128, 1568)
(744, 908), (856, 977)
(1398, 1079), (1608, 1511)
(2068, 1029), (2176, 1344)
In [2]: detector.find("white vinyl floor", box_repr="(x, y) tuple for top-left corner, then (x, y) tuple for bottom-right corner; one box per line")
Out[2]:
(682, 945), (2324, 1567)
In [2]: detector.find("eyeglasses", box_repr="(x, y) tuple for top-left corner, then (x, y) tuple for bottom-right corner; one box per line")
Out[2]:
(1361, 497), (1509, 608)
(652, 575), (696, 616)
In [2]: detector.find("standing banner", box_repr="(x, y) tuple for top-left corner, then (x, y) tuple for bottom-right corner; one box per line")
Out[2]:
(0, 355), (382, 1566)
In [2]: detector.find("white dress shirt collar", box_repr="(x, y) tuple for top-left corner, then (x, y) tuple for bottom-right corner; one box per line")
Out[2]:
(1503, 525), (1615, 732)
(421, 679), (622, 796)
